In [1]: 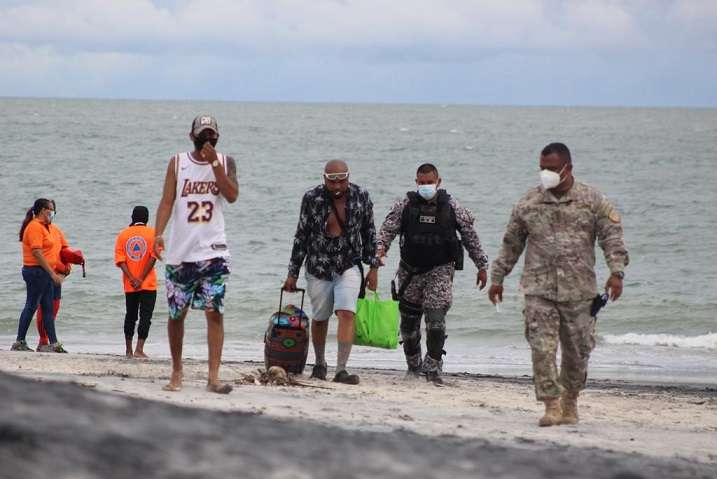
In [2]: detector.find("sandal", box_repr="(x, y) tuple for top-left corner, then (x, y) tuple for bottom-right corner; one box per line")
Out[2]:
(333, 370), (360, 385)
(206, 382), (233, 394)
(51, 342), (68, 353)
(310, 363), (328, 380)
(11, 340), (33, 352)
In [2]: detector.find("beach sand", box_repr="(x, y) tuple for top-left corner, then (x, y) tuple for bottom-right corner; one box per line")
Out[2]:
(1, 351), (716, 478)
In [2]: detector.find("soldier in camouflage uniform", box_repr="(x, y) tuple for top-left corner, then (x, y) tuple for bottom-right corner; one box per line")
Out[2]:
(489, 143), (628, 426)
(378, 163), (489, 384)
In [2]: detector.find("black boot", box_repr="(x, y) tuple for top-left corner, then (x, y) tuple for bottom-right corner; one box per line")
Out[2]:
(404, 351), (423, 379)
(422, 355), (444, 385)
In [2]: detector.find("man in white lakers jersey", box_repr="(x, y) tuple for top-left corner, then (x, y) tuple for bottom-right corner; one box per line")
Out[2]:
(153, 115), (238, 394)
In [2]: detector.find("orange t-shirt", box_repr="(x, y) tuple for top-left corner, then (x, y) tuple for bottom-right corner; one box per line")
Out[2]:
(114, 224), (157, 292)
(22, 220), (67, 268)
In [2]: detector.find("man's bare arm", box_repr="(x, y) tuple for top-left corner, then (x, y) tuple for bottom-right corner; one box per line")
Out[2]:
(153, 157), (177, 259)
(138, 257), (158, 284)
(201, 142), (238, 203)
(220, 156), (239, 203)
(118, 262), (140, 289)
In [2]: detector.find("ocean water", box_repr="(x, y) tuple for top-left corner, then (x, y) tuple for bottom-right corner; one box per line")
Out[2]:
(1, 98), (716, 384)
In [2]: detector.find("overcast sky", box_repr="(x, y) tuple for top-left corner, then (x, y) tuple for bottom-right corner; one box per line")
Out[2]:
(1, 0), (716, 106)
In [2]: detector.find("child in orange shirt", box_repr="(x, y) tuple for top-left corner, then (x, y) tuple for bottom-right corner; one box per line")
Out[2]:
(114, 206), (157, 358)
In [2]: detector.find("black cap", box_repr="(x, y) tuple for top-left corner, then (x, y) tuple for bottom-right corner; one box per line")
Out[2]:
(131, 206), (149, 225)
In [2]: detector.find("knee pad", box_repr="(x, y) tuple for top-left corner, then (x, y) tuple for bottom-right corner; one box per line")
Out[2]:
(426, 329), (446, 360)
(399, 307), (422, 332)
(400, 311), (422, 357)
(425, 309), (447, 360)
(401, 330), (421, 356)
(424, 308), (447, 330)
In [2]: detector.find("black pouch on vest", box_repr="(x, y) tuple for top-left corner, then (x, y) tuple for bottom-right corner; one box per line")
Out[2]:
(451, 238), (464, 271)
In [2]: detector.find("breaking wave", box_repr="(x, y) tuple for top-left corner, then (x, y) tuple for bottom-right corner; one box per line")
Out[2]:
(602, 332), (717, 349)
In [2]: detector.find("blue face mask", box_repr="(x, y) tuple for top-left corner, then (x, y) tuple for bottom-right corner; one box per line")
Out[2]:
(417, 184), (437, 200)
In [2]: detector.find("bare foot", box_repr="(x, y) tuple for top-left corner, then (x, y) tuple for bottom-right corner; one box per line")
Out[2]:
(162, 371), (183, 392)
(125, 351), (133, 359)
(206, 381), (233, 394)
(134, 350), (148, 359)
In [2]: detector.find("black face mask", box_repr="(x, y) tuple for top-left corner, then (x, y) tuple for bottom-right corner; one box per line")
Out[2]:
(193, 136), (218, 151)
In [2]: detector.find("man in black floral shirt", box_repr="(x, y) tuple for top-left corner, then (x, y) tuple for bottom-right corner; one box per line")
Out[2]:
(283, 160), (379, 385)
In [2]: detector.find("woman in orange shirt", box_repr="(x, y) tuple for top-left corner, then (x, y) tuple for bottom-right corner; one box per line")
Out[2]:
(34, 200), (72, 352)
(12, 198), (67, 353)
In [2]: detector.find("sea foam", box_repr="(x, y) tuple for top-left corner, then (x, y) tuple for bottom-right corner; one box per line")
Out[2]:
(602, 332), (717, 349)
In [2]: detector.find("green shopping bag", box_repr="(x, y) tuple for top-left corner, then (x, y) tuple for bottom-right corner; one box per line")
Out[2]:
(354, 291), (399, 349)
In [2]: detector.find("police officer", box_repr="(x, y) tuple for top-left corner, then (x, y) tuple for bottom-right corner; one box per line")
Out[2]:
(488, 143), (628, 426)
(377, 163), (488, 384)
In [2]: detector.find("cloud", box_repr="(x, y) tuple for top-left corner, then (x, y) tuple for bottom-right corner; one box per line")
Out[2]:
(3, 0), (709, 56)
(0, 41), (155, 97)
(0, 1), (715, 105)
(667, 0), (717, 49)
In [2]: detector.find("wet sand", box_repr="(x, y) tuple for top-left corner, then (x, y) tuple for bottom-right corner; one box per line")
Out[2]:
(0, 351), (716, 478)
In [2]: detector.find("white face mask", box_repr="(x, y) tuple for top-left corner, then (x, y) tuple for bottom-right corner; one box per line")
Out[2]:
(417, 183), (438, 200)
(539, 165), (566, 190)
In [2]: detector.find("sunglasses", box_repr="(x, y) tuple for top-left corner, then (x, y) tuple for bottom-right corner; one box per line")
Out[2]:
(323, 171), (350, 181)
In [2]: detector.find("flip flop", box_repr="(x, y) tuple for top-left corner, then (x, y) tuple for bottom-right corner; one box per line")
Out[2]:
(206, 383), (233, 394)
(162, 383), (182, 392)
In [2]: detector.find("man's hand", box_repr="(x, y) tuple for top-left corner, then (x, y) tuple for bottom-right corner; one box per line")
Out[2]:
(153, 236), (165, 261)
(200, 142), (219, 165)
(488, 284), (503, 305)
(376, 245), (386, 266)
(366, 268), (378, 291)
(605, 276), (623, 301)
(476, 270), (487, 290)
(283, 276), (298, 292)
(129, 276), (141, 289)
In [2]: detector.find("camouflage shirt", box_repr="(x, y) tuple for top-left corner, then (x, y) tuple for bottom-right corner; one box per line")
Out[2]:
(377, 192), (489, 271)
(491, 181), (628, 302)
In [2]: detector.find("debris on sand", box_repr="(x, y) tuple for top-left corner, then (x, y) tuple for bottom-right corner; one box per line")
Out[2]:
(235, 367), (327, 388)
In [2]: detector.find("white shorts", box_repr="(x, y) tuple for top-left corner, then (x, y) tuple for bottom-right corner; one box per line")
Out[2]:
(305, 266), (362, 321)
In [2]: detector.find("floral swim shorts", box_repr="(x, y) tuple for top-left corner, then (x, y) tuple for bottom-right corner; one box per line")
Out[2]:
(165, 257), (230, 320)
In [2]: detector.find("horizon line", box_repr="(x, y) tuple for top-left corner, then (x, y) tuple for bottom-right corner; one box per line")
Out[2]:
(1, 95), (715, 110)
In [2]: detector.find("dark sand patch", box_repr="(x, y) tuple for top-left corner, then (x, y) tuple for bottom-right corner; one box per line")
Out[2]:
(1, 372), (715, 479)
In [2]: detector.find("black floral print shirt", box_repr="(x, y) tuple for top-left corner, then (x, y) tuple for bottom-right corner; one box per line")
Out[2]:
(288, 183), (379, 280)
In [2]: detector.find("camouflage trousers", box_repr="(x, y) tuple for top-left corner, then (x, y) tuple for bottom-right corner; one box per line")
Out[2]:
(396, 263), (454, 310)
(396, 264), (454, 371)
(523, 295), (597, 401)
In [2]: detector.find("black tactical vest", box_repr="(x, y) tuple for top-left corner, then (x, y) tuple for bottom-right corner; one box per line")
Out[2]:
(399, 190), (462, 270)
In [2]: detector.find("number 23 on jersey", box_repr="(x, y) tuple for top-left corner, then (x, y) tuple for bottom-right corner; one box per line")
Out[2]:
(187, 201), (214, 223)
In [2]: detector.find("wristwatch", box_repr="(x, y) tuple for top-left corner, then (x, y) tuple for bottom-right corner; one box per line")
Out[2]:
(211, 159), (220, 168)
(611, 271), (625, 279)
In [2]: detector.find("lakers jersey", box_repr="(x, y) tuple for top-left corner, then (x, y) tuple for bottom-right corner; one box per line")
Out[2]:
(165, 152), (230, 265)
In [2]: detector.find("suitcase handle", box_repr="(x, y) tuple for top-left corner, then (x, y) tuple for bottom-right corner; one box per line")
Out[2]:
(279, 287), (305, 313)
